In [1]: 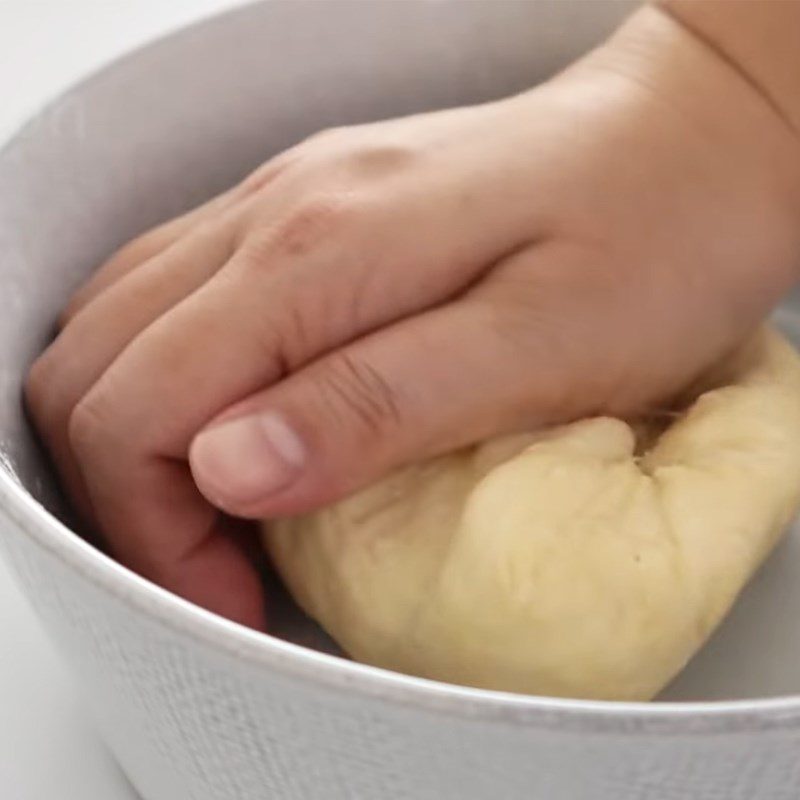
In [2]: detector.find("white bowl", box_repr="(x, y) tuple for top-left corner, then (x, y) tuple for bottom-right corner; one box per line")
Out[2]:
(3, 2), (800, 798)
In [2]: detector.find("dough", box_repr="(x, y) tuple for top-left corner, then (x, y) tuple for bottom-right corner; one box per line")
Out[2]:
(263, 329), (800, 701)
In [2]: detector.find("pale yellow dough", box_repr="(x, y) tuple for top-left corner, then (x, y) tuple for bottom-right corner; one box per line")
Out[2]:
(263, 329), (800, 701)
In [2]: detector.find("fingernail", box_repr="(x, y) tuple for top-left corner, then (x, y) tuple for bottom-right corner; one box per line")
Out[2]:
(191, 413), (306, 506)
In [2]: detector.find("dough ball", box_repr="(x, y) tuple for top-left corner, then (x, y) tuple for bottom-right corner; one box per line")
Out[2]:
(263, 329), (800, 701)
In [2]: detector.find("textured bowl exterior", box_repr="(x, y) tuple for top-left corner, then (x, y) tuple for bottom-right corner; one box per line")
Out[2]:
(4, 508), (800, 800)
(2, 2), (800, 798)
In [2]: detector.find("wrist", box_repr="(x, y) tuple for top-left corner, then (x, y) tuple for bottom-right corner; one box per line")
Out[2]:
(658, 0), (800, 139)
(584, 5), (800, 230)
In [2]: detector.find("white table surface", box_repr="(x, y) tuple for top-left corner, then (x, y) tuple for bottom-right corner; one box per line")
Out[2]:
(0, 3), (239, 797)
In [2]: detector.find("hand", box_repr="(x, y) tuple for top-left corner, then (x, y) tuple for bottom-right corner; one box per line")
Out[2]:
(25, 7), (800, 629)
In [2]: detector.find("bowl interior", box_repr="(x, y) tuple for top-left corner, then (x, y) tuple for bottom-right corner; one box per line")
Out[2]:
(1, 0), (798, 704)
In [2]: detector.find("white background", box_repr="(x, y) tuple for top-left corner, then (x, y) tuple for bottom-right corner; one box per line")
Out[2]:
(0, 3), (239, 797)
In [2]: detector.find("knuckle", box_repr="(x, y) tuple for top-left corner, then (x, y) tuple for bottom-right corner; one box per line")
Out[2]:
(238, 127), (349, 196)
(242, 193), (362, 264)
(347, 143), (417, 179)
(67, 394), (109, 461)
(24, 355), (54, 428)
(240, 162), (279, 194)
(107, 227), (164, 268)
(303, 126), (346, 148)
(318, 352), (403, 438)
(239, 150), (298, 195)
(277, 195), (359, 253)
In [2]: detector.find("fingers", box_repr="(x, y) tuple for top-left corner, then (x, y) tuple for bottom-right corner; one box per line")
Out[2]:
(31, 123), (539, 626)
(187, 240), (639, 519)
(25, 220), (237, 522)
(188, 295), (568, 519)
(78, 444), (266, 630)
(59, 191), (238, 326)
(42, 192), (523, 620)
(58, 149), (296, 326)
(28, 211), (274, 628)
(65, 184), (525, 464)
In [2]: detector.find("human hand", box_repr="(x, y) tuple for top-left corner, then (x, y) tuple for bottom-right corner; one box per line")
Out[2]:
(25, 6), (800, 629)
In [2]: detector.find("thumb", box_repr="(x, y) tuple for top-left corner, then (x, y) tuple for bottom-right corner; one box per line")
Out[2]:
(188, 297), (571, 519)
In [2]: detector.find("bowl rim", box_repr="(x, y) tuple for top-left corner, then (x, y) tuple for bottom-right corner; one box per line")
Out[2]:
(3, 0), (800, 736)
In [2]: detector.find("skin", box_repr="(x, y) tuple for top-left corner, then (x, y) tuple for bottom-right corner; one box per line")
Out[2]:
(25, 4), (800, 630)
